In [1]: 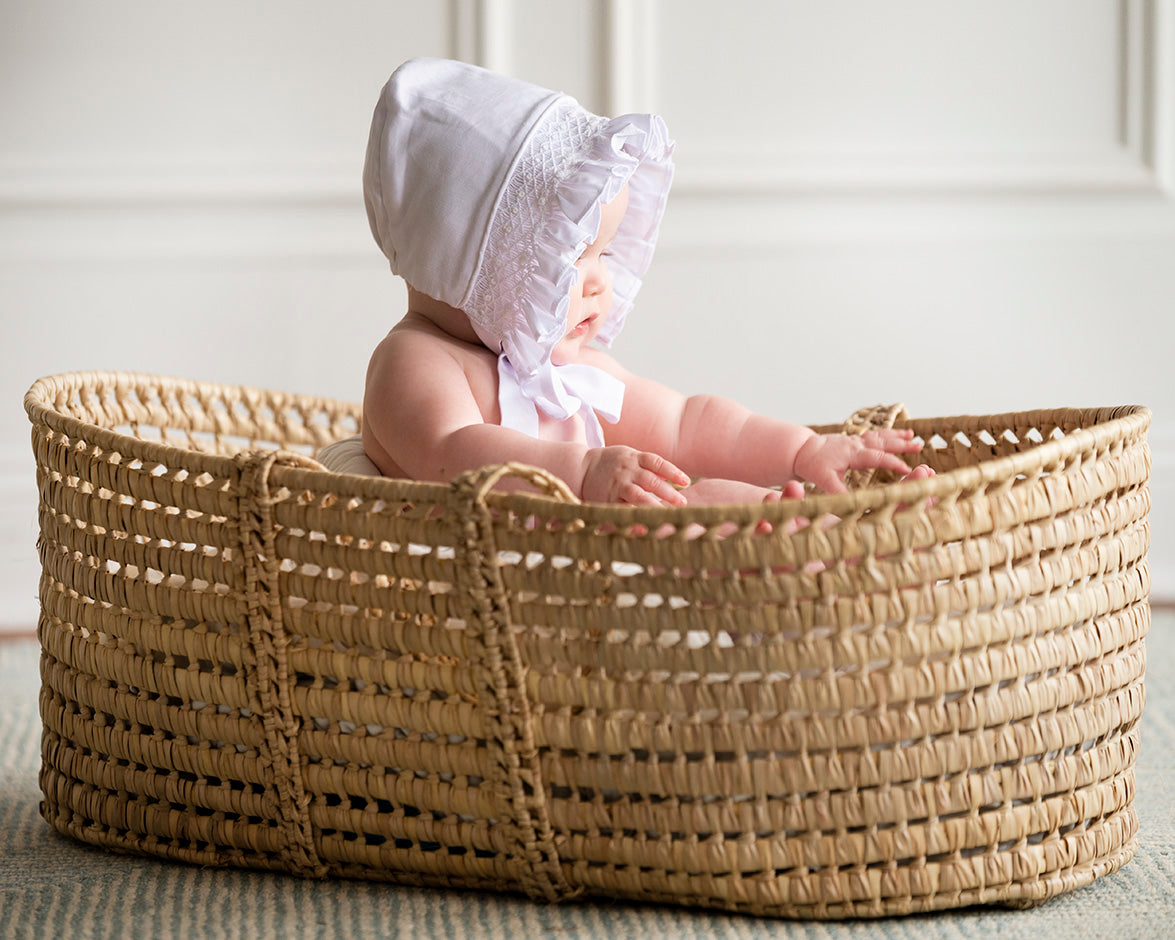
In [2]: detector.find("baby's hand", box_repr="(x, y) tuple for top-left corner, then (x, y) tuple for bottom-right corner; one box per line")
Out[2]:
(581, 446), (690, 505)
(793, 429), (923, 494)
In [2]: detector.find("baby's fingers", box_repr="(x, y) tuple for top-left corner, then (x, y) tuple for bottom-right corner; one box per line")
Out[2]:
(810, 468), (848, 495)
(864, 428), (923, 453)
(641, 471), (687, 506)
(858, 449), (919, 476)
(621, 478), (685, 507)
(638, 451), (691, 488)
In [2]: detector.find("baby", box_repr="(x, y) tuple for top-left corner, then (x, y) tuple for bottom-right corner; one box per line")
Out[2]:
(323, 58), (926, 504)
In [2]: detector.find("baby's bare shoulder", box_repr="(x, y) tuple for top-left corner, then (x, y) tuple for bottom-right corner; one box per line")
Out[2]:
(374, 317), (451, 355)
(365, 315), (499, 422)
(369, 317), (476, 374)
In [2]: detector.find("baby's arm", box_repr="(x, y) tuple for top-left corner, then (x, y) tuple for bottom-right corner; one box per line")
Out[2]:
(363, 331), (688, 503)
(585, 350), (920, 493)
(676, 397), (921, 494)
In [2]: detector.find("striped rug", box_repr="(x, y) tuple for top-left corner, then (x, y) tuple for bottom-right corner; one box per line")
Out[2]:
(3, 614), (1173, 940)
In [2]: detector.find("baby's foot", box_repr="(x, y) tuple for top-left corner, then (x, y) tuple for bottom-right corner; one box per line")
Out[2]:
(675, 478), (792, 536)
(898, 464), (936, 510)
(762, 479), (806, 502)
(759, 479), (807, 535)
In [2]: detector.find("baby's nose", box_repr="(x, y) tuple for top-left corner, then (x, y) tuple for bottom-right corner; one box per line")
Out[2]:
(583, 267), (609, 296)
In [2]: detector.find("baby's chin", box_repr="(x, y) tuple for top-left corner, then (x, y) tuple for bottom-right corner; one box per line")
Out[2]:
(551, 336), (587, 366)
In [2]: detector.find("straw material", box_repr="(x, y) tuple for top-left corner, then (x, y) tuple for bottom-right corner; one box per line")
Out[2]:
(24, 371), (1151, 918)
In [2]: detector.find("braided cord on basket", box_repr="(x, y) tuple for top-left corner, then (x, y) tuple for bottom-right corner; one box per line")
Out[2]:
(234, 449), (329, 879)
(451, 463), (582, 902)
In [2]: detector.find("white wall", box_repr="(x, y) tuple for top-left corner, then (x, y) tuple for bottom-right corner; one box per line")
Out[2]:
(3, 0), (1174, 632)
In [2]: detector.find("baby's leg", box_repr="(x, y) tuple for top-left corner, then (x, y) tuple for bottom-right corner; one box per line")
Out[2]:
(681, 478), (795, 507)
(661, 467), (934, 541)
(679, 478), (807, 537)
(682, 467), (931, 507)
(766, 464), (937, 577)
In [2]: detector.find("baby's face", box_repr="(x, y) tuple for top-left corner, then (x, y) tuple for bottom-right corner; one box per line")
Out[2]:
(551, 185), (629, 366)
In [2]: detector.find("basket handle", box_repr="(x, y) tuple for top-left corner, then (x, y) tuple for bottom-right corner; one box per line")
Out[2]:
(452, 462), (580, 505)
(233, 448), (328, 878)
(262, 449), (328, 471)
(448, 461), (582, 902)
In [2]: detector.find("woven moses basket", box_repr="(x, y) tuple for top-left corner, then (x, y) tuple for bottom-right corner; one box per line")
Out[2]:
(26, 371), (1151, 919)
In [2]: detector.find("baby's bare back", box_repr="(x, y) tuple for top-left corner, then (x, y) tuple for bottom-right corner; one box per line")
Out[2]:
(362, 315), (588, 478)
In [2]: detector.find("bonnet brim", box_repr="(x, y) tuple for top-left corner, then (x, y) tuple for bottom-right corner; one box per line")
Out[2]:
(487, 112), (675, 386)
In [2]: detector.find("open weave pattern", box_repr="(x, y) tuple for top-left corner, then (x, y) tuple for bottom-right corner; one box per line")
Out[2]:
(24, 372), (1151, 919)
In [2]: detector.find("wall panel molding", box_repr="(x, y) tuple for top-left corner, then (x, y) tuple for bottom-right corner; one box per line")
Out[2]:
(1121, 0), (1175, 192)
(450, 0), (515, 73)
(602, 0), (658, 115)
(620, 0), (1175, 196)
(6, 2), (1169, 206)
(1149, 0), (1175, 190)
(0, 1), (506, 212)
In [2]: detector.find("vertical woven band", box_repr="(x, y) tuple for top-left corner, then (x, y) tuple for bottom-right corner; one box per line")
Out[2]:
(234, 450), (328, 879)
(451, 463), (582, 902)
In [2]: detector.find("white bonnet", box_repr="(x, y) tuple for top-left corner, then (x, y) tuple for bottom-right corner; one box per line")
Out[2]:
(363, 57), (674, 445)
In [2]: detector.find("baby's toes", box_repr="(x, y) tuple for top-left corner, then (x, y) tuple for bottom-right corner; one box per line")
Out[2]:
(781, 480), (805, 499)
(898, 464), (937, 510)
(783, 516), (811, 536)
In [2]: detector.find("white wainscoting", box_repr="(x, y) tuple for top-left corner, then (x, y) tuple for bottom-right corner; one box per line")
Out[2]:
(3, 0), (1173, 631)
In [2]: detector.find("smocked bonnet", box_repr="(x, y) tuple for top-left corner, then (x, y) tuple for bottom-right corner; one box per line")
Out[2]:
(363, 57), (674, 446)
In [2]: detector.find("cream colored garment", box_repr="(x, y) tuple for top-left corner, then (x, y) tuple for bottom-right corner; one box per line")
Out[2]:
(317, 435), (381, 476)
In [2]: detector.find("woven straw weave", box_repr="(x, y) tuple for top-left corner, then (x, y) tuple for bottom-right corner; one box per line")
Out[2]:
(25, 372), (1151, 918)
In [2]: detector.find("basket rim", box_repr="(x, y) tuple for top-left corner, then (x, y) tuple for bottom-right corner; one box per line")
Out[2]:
(25, 369), (1151, 524)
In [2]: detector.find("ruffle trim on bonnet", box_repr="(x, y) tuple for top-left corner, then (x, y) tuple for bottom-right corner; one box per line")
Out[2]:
(463, 101), (675, 423)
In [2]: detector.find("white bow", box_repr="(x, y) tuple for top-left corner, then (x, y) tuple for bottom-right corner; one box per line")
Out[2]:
(497, 356), (624, 448)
